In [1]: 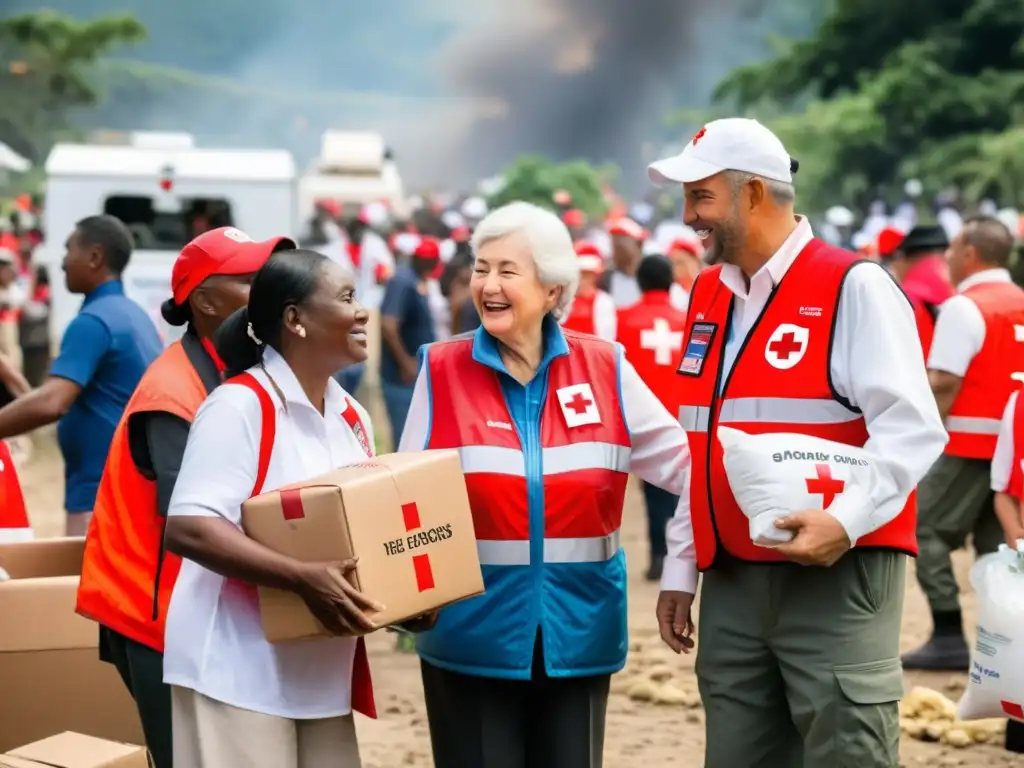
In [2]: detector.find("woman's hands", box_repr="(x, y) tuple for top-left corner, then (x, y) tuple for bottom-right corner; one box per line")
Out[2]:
(294, 559), (385, 636)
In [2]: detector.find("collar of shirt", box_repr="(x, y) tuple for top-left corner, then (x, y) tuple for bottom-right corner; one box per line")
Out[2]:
(261, 345), (347, 416)
(957, 267), (1012, 292)
(718, 216), (813, 300)
(641, 289), (673, 306)
(472, 313), (569, 377)
(81, 280), (124, 306)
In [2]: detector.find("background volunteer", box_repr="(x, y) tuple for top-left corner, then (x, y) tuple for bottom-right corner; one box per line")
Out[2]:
(559, 240), (617, 340)
(75, 227), (295, 768)
(648, 118), (946, 767)
(400, 202), (692, 768)
(616, 255), (688, 581)
(0, 214), (161, 535)
(904, 215), (1024, 671)
(163, 250), (382, 768)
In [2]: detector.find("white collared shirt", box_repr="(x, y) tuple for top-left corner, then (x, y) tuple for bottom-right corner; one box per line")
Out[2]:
(164, 347), (375, 718)
(927, 268), (1014, 376)
(662, 217), (947, 593)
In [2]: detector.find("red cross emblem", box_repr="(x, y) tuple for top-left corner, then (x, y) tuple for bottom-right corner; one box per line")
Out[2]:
(769, 332), (802, 360)
(565, 391), (593, 415)
(692, 127), (707, 145)
(805, 464), (845, 509)
(402, 502), (435, 592)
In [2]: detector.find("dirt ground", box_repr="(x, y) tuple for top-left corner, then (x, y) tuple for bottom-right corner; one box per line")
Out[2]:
(19, 429), (1024, 768)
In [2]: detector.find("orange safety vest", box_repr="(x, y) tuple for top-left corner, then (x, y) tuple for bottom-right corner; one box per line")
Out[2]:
(945, 281), (1024, 460)
(677, 240), (918, 569)
(76, 341), (208, 652)
(616, 290), (687, 412)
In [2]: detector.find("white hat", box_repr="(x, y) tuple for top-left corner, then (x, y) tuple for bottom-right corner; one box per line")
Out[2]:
(648, 118), (794, 185)
(460, 196), (488, 220)
(441, 210), (465, 230)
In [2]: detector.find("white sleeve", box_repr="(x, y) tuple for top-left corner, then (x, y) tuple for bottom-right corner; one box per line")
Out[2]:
(168, 387), (260, 526)
(593, 292), (618, 341)
(398, 362), (430, 452)
(926, 295), (986, 376)
(991, 391), (1017, 493)
(618, 351), (697, 593)
(670, 283), (689, 312)
(829, 263), (949, 543)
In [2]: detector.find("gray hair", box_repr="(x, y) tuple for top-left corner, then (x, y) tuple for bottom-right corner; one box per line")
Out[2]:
(725, 170), (796, 205)
(471, 201), (580, 320)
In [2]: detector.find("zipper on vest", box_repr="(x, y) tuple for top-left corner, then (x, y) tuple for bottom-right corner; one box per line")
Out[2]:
(151, 517), (168, 622)
(706, 286), (780, 566)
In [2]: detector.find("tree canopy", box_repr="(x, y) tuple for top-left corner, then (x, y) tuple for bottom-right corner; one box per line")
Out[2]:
(691, 0), (1024, 210)
(487, 156), (615, 219)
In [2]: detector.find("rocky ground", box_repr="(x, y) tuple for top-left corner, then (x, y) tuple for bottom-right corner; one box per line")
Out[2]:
(20, 430), (1023, 767)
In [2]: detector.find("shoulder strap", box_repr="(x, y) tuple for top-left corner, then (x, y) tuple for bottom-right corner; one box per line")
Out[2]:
(340, 396), (374, 458)
(225, 372), (276, 497)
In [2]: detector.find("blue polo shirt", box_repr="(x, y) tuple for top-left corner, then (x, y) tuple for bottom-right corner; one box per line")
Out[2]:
(50, 281), (162, 512)
(380, 264), (436, 385)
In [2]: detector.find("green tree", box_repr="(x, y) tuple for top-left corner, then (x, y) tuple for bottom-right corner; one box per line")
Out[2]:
(696, 0), (1024, 209)
(487, 156), (615, 219)
(0, 10), (145, 163)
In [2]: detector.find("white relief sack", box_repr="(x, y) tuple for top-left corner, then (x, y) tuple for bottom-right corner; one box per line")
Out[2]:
(716, 427), (876, 547)
(956, 543), (1024, 723)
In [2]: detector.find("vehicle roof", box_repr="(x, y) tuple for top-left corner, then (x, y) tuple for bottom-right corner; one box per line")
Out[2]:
(45, 143), (296, 182)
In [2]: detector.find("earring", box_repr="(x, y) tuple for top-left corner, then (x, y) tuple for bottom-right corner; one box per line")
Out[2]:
(297, 325), (307, 338)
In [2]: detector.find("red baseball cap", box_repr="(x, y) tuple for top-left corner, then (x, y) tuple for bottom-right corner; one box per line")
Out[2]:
(171, 227), (295, 304)
(414, 237), (442, 260)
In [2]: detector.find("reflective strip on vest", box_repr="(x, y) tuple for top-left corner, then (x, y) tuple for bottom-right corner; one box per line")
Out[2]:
(945, 415), (1001, 436)
(458, 442), (630, 476)
(679, 397), (859, 431)
(476, 529), (622, 566)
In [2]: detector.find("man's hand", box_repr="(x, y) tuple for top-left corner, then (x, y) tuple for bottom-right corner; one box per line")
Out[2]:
(994, 492), (1024, 550)
(773, 509), (852, 566)
(655, 590), (696, 654)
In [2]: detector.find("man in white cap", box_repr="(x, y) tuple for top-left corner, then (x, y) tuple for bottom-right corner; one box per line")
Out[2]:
(649, 118), (947, 766)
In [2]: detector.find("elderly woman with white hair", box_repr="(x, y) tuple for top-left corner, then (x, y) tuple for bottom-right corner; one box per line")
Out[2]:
(398, 202), (693, 768)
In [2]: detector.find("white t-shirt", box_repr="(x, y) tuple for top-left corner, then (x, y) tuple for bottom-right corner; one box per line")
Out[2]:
(427, 279), (451, 341)
(163, 347), (375, 719)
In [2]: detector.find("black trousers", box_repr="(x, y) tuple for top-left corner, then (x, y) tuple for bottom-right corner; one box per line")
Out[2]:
(421, 634), (610, 768)
(642, 480), (677, 558)
(99, 626), (172, 768)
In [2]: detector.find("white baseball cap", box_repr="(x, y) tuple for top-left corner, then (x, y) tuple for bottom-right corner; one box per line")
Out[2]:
(648, 118), (795, 185)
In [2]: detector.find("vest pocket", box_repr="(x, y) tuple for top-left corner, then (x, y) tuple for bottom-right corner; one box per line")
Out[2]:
(832, 657), (904, 767)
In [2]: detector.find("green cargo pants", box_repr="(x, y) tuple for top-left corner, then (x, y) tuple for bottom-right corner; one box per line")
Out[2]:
(697, 550), (907, 768)
(915, 453), (1003, 614)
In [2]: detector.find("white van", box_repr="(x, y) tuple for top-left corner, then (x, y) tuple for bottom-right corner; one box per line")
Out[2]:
(298, 130), (408, 224)
(41, 132), (296, 342)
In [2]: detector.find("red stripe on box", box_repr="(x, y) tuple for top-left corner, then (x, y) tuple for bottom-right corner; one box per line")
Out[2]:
(402, 502), (421, 531)
(1002, 701), (1024, 720)
(280, 489), (305, 520)
(412, 554), (435, 592)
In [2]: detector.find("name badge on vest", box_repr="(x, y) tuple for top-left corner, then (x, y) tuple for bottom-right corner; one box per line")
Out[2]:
(557, 383), (602, 428)
(678, 322), (717, 377)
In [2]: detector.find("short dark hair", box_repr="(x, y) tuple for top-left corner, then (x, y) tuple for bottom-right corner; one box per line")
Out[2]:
(75, 215), (134, 274)
(637, 254), (675, 293)
(963, 215), (1014, 267)
(214, 249), (330, 376)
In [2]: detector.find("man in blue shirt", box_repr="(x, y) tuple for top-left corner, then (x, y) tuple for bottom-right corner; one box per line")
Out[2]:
(379, 237), (438, 449)
(0, 215), (162, 535)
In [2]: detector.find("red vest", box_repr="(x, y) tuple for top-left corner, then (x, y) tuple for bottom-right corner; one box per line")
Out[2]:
(677, 239), (918, 568)
(78, 342), (206, 651)
(425, 331), (630, 564)
(1008, 388), (1024, 500)
(562, 292), (597, 335)
(616, 291), (687, 411)
(945, 281), (1024, 460)
(0, 441), (30, 542)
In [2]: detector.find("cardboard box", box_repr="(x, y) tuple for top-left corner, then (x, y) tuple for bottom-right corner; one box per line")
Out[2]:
(0, 732), (148, 768)
(243, 450), (484, 641)
(0, 539), (144, 753)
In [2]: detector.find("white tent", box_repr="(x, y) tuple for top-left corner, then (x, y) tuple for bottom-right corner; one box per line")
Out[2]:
(0, 143), (30, 173)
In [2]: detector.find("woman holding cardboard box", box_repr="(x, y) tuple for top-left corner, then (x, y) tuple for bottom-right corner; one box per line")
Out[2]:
(162, 249), (384, 768)
(399, 202), (694, 768)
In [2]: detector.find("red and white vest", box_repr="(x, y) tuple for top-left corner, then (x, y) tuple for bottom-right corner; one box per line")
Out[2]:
(677, 239), (918, 568)
(425, 331), (629, 568)
(1007, 388), (1024, 500)
(945, 281), (1024, 460)
(562, 293), (598, 336)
